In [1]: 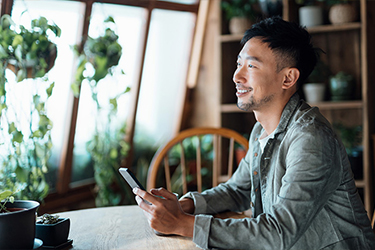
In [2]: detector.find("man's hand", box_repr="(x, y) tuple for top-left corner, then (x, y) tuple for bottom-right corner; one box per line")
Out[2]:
(133, 187), (195, 237)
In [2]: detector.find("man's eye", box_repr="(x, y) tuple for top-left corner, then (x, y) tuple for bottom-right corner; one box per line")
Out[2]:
(248, 64), (254, 68)
(236, 62), (241, 67)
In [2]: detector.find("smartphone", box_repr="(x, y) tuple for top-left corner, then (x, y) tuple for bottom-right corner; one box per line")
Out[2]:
(119, 168), (151, 205)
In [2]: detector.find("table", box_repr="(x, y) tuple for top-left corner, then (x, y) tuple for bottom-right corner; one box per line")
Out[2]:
(56, 205), (200, 250)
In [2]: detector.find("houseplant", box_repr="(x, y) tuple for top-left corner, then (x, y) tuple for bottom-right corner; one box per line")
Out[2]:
(0, 190), (41, 249)
(327, 0), (357, 24)
(71, 16), (131, 206)
(329, 71), (354, 100)
(36, 213), (72, 248)
(302, 60), (330, 103)
(0, 15), (60, 202)
(221, 0), (258, 34)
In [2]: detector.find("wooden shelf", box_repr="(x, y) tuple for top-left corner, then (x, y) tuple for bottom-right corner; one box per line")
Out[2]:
(221, 100), (362, 112)
(219, 22), (361, 43)
(307, 100), (363, 110)
(307, 22), (361, 34)
(355, 180), (365, 188)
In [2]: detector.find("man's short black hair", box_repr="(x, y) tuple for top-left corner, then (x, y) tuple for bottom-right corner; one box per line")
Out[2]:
(241, 16), (319, 88)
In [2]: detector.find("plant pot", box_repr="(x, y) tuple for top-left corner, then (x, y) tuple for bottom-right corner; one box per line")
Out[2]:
(229, 17), (252, 35)
(7, 46), (57, 79)
(299, 6), (323, 27)
(0, 200), (40, 249)
(36, 218), (70, 247)
(329, 3), (356, 24)
(329, 77), (354, 101)
(303, 83), (326, 103)
(258, 0), (283, 17)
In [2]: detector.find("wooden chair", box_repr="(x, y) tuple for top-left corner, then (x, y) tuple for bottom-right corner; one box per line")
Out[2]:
(372, 209), (375, 234)
(146, 127), (249, 195)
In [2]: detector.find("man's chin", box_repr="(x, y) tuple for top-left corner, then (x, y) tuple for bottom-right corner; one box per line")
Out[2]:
(237, 102), (253, 112)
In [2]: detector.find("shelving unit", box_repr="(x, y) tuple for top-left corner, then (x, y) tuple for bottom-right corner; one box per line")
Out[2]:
(216, 0), (374, 217)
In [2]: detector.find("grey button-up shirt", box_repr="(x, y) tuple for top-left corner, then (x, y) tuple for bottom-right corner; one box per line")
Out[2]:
(183, 94), (375, 250)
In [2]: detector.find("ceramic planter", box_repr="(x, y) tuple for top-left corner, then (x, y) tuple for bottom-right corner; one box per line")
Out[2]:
(0, 200), (40, 249)
(36, 218), (71, 247)
(329, 73), (354, 101)
(303, 83), (326, 103)
(299, 6), (323, 27)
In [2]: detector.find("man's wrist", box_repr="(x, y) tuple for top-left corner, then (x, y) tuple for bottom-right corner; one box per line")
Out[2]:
(179, 198), (195, 214)
(177, 213), (195, 237)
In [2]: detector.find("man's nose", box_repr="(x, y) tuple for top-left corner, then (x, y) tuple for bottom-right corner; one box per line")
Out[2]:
(233, 65), (246, 84)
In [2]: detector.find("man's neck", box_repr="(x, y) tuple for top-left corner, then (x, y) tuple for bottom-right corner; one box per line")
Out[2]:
(254, 96), (291, 136)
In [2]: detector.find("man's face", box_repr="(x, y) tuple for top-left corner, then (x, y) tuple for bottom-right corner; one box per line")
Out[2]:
(233, 38), (286, 112)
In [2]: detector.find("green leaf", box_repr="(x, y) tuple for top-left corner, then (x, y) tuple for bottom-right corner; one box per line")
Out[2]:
(11, 34), (23, 48)
(0, 45), (8, 59)
(0, 190), (12, 201)
(8, 122), (16, 134)
(15, 166), (28, 183)
(46, 82), (55, 97)
(12, 130), (23, 144)
(109, 98), (117, 110)
(104, 16), (115, 24)
(71, 82), (80, 97)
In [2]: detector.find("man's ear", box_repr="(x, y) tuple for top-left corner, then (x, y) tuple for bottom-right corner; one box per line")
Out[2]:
(282, 68), (300, 90)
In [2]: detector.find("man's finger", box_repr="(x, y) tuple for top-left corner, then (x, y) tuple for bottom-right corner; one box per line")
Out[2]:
(133, 187), (156, 205)
(150, 187), (177, 200)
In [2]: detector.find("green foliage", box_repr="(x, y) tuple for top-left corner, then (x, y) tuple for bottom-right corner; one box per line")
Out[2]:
(0, 15), (57, 203)
(0, 15), (61, 82)
(167, 135), (214, 196)
(72, 16), (130, 207)
(333, 123), (362, 156)
(0, 190), (14, 213)
(221, 0), (258, 20)
(36, 213), (60, 224)
(71, 17), (123, 97)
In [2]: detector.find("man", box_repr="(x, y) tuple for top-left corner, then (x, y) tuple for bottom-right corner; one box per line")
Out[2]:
(134, 17), (375, 249)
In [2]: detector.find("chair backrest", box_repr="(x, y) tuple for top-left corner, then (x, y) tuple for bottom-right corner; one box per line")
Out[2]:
(372, 209), (375, 234)
(146, 127), (249, 195)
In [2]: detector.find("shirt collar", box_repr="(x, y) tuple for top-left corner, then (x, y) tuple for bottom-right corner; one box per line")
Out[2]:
(274, 92), (301, 135)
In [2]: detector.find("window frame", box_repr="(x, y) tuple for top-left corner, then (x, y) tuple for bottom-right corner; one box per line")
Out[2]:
(1, 0), (199, 213)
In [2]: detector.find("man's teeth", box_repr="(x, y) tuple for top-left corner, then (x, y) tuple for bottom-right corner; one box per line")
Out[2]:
(238, 89), (250, 93)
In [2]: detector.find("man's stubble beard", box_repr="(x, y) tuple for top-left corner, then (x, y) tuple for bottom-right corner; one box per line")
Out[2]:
(237, 94), (274, 112)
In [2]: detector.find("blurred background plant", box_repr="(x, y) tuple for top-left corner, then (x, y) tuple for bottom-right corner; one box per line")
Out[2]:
(0, 15), (60, 202)
(71, 16), (131, 207)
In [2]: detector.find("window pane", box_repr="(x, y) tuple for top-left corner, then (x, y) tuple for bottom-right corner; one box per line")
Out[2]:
(71, 3), (147, 183)
(10, 0), (85, 191)
(135, 9), (195, 145)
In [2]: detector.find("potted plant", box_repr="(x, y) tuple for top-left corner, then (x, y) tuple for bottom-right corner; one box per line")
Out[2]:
(333, 124), (362, 179)
(221, 0), (258, 35)
(36, 213), (72, 248)
(329, 71), (354, 101)
(302, 60), (330, 103)
(0, 15), (60, 203)
(328, 0), (357, 24)
(71, 16), (130, 207)
(0, 190), (41, 249)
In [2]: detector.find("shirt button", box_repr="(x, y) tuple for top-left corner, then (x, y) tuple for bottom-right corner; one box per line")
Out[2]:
(255, 137), (258, 141)
(254, 153), (258, 157)
(250, 202), (254, 207)
(255, 188), (258, 192)
(253, 171), (258, 175)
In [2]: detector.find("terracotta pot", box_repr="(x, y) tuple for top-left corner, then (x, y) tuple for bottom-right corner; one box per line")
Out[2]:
(329, 4), (356, 24)
(7, 46), (57, 78)
(229, 17), (252, 35)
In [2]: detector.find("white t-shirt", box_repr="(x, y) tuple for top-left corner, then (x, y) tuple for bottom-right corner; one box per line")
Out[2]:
(259, 130), (276, 153)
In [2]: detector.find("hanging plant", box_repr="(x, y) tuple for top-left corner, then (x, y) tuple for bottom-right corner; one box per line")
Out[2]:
(0, 15), (60, 202)
(71, 16), (131, 206)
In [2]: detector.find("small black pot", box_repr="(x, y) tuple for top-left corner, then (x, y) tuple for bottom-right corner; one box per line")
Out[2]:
(0, 200), (40, 249)
(36, 218), (70, 247)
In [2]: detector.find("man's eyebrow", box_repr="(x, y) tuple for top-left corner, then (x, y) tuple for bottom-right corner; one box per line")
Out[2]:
(237, 55), (263, 63)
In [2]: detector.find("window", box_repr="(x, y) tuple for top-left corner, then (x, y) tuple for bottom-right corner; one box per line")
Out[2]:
(2, 0), (199, 210)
